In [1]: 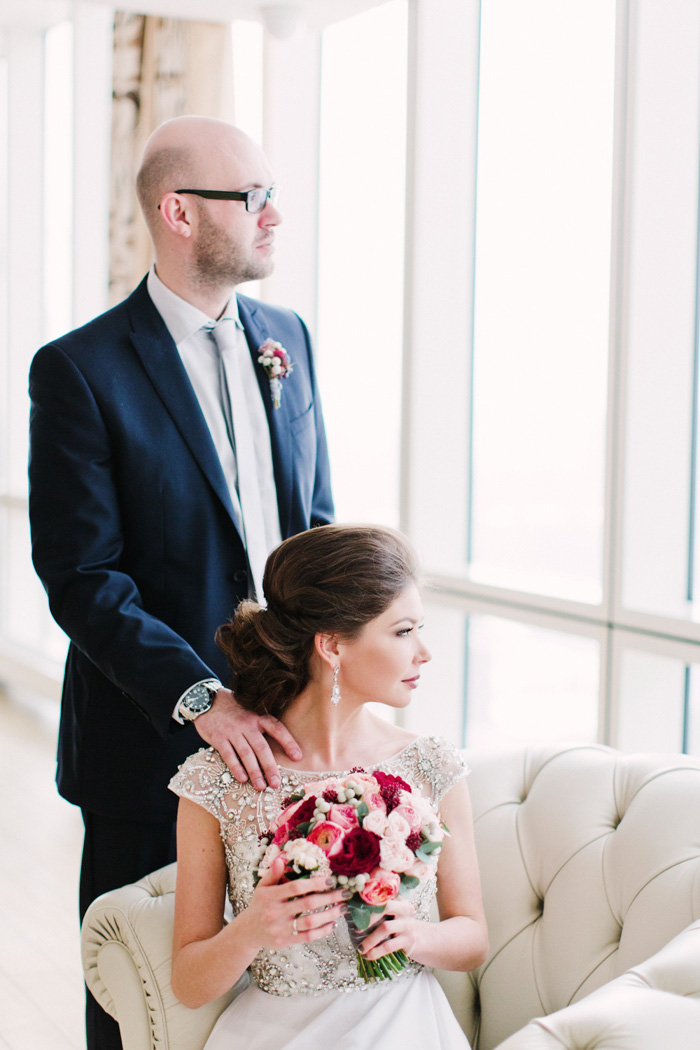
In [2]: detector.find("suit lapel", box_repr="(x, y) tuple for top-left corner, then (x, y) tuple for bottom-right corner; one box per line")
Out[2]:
(126, 281), (239, 529)
(237, 294), (294, 533)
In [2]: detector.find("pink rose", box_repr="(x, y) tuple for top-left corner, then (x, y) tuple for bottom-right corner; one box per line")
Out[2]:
(350, 773), (381, 794)
(328, 804), (359, 830)
(359, 868), (401, 906)
(307, 821), (346, 854)
(392, 800), (422, 831)
(362, 809), (389, 836)
(363, 791), (387, 814)
(385, 811), (411, 841)
(379, 836), (415, 873)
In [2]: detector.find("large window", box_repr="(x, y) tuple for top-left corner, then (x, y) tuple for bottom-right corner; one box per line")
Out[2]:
(316, 0), (408, 527)
(471, 0), (615, 605)
(401, 0), (700, 754)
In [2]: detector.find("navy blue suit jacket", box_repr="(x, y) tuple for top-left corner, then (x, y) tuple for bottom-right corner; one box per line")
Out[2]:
(28, 277), (333, 821)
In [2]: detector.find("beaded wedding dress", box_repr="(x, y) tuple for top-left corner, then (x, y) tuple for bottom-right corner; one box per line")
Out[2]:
(169, 735), (472, 1050)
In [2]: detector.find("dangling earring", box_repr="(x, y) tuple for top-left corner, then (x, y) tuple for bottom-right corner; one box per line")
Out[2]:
(330, 665), (341, 706)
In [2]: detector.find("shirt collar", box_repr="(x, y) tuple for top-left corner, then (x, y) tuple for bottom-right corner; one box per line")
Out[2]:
(147, 266), (242, 346)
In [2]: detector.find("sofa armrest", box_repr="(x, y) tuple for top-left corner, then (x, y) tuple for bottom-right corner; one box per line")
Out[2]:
(81, 862), (243, 1050)
(494, 921), (700, 1050)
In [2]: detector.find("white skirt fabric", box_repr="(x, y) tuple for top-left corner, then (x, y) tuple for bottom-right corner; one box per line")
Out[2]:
(204, 970), (471, 1050)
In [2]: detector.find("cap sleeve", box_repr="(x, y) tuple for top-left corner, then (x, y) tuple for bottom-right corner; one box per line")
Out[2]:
(399, 735), (469, 805)
(169, 746), (238, 822)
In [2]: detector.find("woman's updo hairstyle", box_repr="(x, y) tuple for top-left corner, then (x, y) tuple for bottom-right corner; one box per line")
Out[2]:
(215, 524), (419, 718)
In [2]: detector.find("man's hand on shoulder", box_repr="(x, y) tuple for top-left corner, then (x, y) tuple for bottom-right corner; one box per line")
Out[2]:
(194, 688), (302, 791)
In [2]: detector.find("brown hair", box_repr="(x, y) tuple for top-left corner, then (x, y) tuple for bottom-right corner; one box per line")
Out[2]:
(215, 524), (419, 717)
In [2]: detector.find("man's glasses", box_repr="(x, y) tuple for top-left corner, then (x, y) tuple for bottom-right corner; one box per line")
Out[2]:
(159, 186), (279, 214)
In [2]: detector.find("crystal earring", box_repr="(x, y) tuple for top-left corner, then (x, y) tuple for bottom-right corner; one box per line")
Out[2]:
(330, 665), (341, 706)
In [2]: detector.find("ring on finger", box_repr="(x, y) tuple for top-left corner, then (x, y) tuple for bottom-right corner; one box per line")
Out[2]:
(292, 916), (299, 936)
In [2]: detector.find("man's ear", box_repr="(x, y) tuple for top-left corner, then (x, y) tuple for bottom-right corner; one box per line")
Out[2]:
(314, 632), (340, 670)
(158, 192), (194, 238)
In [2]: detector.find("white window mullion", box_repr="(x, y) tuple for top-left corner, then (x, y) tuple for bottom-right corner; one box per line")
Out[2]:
(7, 29), (44, 499)
(72, 1), (113, 329)
(262, 22), (322, 332)
(401, 0), (480, 565)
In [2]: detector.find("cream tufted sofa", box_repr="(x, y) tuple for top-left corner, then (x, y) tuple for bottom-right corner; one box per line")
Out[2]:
(81, 743), (700, 1049)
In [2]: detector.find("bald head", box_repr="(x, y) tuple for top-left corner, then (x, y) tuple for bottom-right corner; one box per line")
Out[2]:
(135, 117), (265, 238)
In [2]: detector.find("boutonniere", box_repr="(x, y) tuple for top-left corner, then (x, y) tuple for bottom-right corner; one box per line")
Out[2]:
(257, 339), (294, 409)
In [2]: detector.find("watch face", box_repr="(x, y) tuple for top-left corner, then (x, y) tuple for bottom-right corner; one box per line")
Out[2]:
(183, 685), (213, 718)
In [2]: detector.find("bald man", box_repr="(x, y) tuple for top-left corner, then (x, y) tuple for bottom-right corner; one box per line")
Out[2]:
(28, 117), (333, 1050)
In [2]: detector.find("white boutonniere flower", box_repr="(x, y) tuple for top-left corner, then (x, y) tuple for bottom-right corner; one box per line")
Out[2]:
(258, 339), (294, 409)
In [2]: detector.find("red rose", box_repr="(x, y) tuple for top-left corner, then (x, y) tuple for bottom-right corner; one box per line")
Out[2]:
(329, 827), (381, 876)
(374, 771), (411, 793)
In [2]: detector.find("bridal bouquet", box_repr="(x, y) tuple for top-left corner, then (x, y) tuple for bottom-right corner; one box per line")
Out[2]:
(253, 769), (447, 982)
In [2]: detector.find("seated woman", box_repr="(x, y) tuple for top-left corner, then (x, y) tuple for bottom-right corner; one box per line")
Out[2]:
(169, 524), (488, 1049)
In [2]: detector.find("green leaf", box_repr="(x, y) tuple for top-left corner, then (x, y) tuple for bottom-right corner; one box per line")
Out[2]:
(418, 839), (442, 854)
(295, 821), (313, 835)
(399, 874), (420, 896)
(347, 899), (386, 930)
(347, 900), (372, 930)
(355, 800), (369, 821)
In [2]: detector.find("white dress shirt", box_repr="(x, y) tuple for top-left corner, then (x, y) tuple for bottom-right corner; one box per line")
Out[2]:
(146, 268), (282, 719)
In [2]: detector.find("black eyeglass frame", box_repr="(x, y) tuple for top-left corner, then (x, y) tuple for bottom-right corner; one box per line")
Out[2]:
(158, 186), (279, 213)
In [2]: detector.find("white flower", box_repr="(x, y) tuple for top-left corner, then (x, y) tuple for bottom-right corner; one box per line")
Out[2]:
(362, 809), (389, 836)
(283, 839), (330, 876)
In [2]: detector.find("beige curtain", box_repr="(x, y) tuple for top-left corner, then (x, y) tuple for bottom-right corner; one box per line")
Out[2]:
(109, 12), (235, 305)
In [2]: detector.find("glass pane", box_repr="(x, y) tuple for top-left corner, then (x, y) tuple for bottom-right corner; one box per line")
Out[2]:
(615, 645), (686, 753)
(470, 0), (615, 602)
(465, 614), (600, 749)
(401, 600), (600, 749)
(317, 0), (407, 526)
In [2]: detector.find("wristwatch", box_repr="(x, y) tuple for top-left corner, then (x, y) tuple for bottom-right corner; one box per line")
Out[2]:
(178, 679), (223, 722)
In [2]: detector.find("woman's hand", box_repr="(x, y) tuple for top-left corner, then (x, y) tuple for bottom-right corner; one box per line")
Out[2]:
(357, 897), (420, 962)
(240, 857), (349, 951)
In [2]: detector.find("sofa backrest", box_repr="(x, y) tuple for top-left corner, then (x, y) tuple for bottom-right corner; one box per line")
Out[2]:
(437, 743), (700, 1050)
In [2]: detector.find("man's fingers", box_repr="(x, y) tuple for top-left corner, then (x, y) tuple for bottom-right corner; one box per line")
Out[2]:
(238, 730), (281, 789)
(259, 715), (302, 762)
(215, 740), (249, 784)
(225, 734), (267, 790)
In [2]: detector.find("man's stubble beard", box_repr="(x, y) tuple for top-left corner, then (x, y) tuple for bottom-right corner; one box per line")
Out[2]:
(191, 207), (273, 290)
